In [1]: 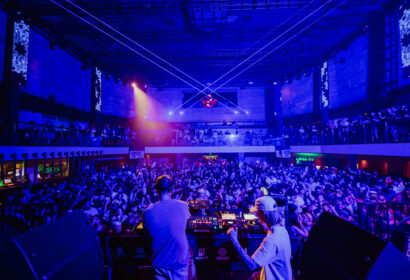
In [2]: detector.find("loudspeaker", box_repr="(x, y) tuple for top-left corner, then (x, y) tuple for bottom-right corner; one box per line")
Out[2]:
(391, 216), (410, 256)
(301, 212), (410, 280)
(0, 211), (104, 280)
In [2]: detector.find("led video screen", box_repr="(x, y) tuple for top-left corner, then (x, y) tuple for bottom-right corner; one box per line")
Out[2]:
(399, 1), (410, 80)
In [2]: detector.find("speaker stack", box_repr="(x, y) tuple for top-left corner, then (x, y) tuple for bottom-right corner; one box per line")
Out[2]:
(0, 211), (104, 280)
(301, 212), (410, 280)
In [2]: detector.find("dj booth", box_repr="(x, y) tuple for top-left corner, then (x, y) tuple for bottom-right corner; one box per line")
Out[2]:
(107, 197), (291, 279)
(107, 232), (267, 280)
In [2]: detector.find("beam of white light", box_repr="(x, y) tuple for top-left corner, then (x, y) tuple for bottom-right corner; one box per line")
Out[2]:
(201, 0), (334, 90)
(209, 0), (348, 93)
(219, 0), (316, 69)
(50, 0), (236, 114)
(59, 0), (237, 112)
(170, 0), (335, 113)
(54, 0), (336, 116)
(60, 0), (322, 113)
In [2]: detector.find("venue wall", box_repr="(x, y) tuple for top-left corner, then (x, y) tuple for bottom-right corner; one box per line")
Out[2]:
(101, 78), (136, 119)
(145, 86), (265, 123)
(24, 29), (91, 112)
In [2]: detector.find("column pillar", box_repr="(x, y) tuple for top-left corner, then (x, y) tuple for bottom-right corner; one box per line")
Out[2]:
(0, 154), (4, 181)
(33, 153), (38, 182)
(22, 153), (28, 180)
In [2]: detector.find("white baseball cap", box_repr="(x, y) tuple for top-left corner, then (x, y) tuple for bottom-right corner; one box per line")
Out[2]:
(250, 196), (277, 213)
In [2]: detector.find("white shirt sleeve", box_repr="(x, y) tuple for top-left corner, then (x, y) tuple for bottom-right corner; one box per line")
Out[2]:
(251, 233), (277, 267)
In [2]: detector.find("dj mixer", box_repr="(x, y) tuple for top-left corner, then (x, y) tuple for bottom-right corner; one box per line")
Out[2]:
(187, 211), (264, 234)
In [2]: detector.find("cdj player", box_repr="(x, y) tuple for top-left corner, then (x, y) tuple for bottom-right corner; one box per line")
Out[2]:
(188, 216), (219, 233)
(187, 211), (264, 234)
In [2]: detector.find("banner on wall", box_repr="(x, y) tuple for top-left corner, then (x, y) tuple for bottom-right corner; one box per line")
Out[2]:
(202, 154), (219, 161)
(320, 61), (329, 109)
(130, 150), (145, 159)
(282, 150), (291, 158)
(275, 147), (291, 158)
(11, 20), (30, 86)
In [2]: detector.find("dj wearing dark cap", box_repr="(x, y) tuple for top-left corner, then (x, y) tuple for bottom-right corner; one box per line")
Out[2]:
(228, 196), (292, 280)
(142, 175), (196, 280)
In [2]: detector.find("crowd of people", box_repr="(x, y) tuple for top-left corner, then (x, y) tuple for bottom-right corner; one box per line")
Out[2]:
(15, 121), (136, 147)
(144, 127), (279, 147)
(284, 104), (410, 146)
(3, 160), (409, 241)
(3, 103), (409, 149)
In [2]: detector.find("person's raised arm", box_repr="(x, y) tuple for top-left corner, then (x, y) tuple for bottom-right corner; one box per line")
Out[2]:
(228, 228), (260, 271)
(302, 166), (309, 177)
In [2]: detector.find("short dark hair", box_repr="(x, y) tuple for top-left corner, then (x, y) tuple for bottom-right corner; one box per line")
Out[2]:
(154, 175), (172, 193)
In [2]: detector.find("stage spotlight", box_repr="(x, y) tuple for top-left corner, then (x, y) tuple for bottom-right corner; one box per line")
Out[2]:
(273, 82), (278, 85)
(131, 82), (137, 88)
(179, 111), (184, 115)
(248, 81), (254, 85)
(245, 111), (249, 114)
(168, 111), (173, 116)
(234, 111), (239, 114)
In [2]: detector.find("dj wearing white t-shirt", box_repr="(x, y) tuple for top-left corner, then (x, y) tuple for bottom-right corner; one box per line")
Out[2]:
(143, 175), (196, 280)
(228, 196), (292, 280)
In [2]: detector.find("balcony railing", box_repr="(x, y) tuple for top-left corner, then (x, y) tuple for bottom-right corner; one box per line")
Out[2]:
(1, 119), (408, 148)
(143, 131), (282, 147)
(284, 120), (409, 146)
(357, 202), (410, 241)
(0, 121), (134, 147)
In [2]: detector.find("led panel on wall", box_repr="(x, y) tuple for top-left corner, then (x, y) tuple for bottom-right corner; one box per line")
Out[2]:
(399, 1), (410, 80)
(320, 61), (329, 109)
(94, 67), (102, 112)
(11, 20), (29, 86)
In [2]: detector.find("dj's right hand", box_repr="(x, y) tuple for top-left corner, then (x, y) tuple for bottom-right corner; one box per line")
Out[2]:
(227, 227), (238, 242)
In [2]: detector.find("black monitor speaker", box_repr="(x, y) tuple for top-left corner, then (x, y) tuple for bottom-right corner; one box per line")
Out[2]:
(301, 211), (410, 280)
(0, 211), (104, 280)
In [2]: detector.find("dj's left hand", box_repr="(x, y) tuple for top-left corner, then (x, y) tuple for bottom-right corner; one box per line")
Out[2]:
(227, 227), (238, 241)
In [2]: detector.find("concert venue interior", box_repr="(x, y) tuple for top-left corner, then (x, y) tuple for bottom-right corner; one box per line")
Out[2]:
(0, 0), (410, 279)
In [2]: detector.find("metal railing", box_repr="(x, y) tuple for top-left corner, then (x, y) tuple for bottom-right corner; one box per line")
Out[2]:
(0, 120), (134, 147)
(284, 120), (410, 146)
(357, 202), (410, 241)
(1, 118), (408, 148)
(143, 132), (282, 147)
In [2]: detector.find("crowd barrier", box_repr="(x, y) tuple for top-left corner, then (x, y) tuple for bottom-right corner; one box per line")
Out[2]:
(357, 202), (410, 241)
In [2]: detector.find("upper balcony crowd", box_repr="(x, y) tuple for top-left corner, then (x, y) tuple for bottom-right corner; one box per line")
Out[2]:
(284, 104), (409, 146)
(1, 103), (408, 148)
